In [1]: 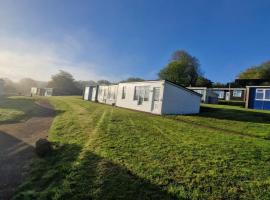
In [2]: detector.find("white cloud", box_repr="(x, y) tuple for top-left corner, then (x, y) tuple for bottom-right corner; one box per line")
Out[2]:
(0, 35), (114, 82)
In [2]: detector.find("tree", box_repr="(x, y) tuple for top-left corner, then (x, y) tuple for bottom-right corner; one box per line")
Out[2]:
(17, 78), (38, 95)
(0, 79), (4, 95)
(195, 76), (212, 87)
(97, 80), (111, 85)
(238, 61), (270, 80)
(120, 77), (144, 83)
(47, 70), (80, 95)
(75, 80), (96, 94)
(212, 82), (227, 88)
(158, 50), (201, 86)
(2, 78), (18, 95)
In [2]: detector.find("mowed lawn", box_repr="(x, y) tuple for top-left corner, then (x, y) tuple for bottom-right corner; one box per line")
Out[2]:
(10, 96), (270, 200)
(0, 97), (50, 124)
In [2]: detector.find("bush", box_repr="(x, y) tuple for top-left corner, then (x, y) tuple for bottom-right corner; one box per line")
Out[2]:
(218, 100), (245, 107)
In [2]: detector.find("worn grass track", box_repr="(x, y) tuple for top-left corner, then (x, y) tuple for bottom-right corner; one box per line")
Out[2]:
(13, 96), (270, 200)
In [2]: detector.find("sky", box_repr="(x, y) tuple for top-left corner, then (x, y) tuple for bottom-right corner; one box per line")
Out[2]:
(0, 0), (270, 83)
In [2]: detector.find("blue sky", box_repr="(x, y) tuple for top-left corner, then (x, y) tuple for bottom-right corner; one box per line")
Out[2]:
(0, 0), (270, 83)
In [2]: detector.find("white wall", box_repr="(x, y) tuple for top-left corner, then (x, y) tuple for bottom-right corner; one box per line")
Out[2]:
(116, 81), (165, 114)
(83, 87), (90, 100)
(30, 87), (38, 95)
(162, 82), (201, 114)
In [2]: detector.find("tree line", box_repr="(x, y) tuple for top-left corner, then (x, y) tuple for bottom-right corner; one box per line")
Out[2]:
(0, 71), (147, 96)
(158, 50), (270, 87)
(1, 49), (269, 96)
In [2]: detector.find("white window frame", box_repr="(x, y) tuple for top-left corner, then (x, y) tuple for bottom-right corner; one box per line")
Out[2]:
(153, 87), (160, 101)
(233, 90), (242, 97)
(255, 89), (270, 101)
(133, 86), (150, 104)
(214, 91), (224, 99)
(122, 86), (126, 99)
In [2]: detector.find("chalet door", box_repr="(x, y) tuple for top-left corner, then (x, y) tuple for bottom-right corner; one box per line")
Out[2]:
(151, 87), (161, 113)
(225, 92), (230, 101)
(91, 87), (96, 101)
(84, 87), (90, 100)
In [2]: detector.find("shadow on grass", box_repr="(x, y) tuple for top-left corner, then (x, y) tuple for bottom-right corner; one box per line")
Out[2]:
(198, 106), (270, 124)
(13, 142), (176, 200)
(0, 97), (63, 125)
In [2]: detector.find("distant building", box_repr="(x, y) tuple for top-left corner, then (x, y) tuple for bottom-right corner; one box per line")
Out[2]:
(83, 84), (98, 101)
(83, 80), (202, 115)
(31, 87), (53, 96)
(188, 87), (218, 104)
(245, 86), (270, 110)
(211, 88), (246, 101)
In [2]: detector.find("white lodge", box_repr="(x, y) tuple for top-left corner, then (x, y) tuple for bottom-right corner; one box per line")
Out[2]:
(83, 80), (201, 115)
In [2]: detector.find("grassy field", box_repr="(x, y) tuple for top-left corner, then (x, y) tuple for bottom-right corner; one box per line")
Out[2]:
(0, 97), (49, 124)
(5, 96), (270, 199)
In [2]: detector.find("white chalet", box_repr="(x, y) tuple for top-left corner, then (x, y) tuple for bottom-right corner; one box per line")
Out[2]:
(83, 80), (201, 115)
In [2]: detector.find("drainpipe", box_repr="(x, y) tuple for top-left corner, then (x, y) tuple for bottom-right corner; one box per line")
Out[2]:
(228, 83), (231, 101)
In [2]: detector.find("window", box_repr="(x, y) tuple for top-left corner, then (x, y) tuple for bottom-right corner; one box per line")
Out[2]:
(107, 87), (116, 100)
(233, 90), (242, 97)
(153, 87), (160, 101)
(122, 86), (126, 99)
(265, 89), (270, 100)
(107, 88), (112, 99)
(255, 89), (270, 101)
(256, 89), (264, 100)
(134, 87), (139, 100)
(214, 91), (224, 99)
(104, 89), (107, 100)
(98, 88), (103, 97)
(133, 86), (150, 103)
(143, 87), (150, 101)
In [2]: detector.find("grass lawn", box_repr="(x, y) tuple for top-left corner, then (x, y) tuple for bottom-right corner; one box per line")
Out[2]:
(0, 97), (49, 124)
(9, 96), (270, 200)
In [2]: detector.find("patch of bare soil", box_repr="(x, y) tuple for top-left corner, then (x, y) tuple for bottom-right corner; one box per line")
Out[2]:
(0, 100), (55, 200)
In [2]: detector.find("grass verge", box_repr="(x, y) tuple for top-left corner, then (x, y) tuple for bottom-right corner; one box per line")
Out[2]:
(12, 96), (270, 200)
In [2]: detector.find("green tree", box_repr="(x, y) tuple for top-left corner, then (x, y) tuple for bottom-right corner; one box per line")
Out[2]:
(48, 70), (80, 95)
(195, 76), (213, 87)
(97, 80), (111, 85)
(120, 77), (144, 83)
(2, 78), (18, 95)
(238, 61), (270, 79)
(17, 78), (38, 95)
(158, 50), (201, 86)
(75, 80), (96, 94)
(212, 82), (227, 88)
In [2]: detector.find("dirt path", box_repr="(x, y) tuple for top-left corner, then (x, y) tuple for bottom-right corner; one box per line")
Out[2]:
(0, 100), (55, 200)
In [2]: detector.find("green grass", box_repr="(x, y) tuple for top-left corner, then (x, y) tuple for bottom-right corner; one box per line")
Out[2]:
(171, 104), (270, 139)
(0, 97), (48, 124)
(11, 96), (270, 200)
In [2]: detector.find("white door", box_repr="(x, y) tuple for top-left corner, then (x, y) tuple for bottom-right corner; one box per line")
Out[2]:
(225, 92), (230, 101)
(151, 87), (161, 114)
(91, 87), (96, 101)
(84, 87), (90, 100)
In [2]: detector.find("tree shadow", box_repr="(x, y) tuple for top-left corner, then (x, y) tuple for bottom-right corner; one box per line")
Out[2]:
(0, 97), (64, 125)
(13, 142), (177, 200)
(196, 106), (270, 124)
(0, 131), (36, 200)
